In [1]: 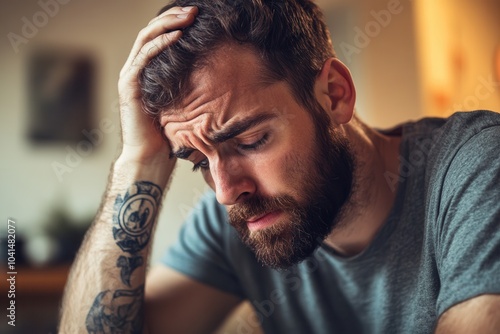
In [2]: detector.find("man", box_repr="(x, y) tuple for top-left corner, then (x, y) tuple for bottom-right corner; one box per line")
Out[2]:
(59, 0), (500, 333)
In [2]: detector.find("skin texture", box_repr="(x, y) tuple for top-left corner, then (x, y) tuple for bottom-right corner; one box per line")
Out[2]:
(163, 57), (318, 207)
(59, 5), (500, 333)
(161, 43), (402, 258)
(435, 294), (500, 333)
(162, 43), (356, 269)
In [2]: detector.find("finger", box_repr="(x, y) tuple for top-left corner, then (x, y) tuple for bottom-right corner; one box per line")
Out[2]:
(124, 12), (196, 69)
(128, 30), (183, 73)
(120, 30), (182, 80)
(148, 6), (198, 26)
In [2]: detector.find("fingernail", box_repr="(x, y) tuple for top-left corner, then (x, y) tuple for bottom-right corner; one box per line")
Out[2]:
(177, 13), (189, 18)
(182, 6), (194, 11)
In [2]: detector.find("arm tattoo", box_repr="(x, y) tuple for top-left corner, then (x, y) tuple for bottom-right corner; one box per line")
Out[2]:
(117, 255), (144, 287)
(113, 181), (162, 254)
(86, 181), (162, 333)
(86, 285), (144, 334)
(113, 181), (162, 284)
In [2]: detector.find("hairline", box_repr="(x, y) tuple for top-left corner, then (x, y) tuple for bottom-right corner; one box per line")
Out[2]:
(164, 40), (326, 117)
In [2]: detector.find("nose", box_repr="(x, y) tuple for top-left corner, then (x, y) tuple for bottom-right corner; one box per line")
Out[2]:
(210, 157), (255, 206)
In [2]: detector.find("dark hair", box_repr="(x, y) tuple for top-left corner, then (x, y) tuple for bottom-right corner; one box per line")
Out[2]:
(140, 0), (335, 120)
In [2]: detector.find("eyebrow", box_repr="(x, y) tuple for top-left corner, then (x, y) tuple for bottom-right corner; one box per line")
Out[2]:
(169, 112), (277, 160)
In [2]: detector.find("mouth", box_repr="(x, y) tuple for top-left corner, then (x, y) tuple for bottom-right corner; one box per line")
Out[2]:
(246, 211), (282, 232)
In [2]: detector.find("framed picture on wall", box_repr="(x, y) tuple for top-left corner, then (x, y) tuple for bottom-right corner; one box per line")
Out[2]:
(27, 47), (95, 143)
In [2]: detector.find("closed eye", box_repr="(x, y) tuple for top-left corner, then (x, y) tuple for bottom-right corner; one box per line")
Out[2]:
(191, 134), (270, 173)
(238, 133), (269, 151)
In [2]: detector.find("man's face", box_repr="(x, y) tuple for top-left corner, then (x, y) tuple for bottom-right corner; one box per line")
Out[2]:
(163, 45), (354, 268)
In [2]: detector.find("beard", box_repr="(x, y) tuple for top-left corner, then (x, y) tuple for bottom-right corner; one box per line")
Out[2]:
(228, 102), (355, 269)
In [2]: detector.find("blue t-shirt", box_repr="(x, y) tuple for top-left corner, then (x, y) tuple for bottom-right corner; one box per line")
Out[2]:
(162, 111), (500, 333)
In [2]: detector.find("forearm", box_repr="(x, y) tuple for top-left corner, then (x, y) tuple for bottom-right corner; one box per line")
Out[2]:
(59, 156), (174, 333)
(435, 295), (500, 334)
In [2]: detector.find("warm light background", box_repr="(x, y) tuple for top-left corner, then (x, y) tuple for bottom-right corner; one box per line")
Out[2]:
(0, 0), (499, 333)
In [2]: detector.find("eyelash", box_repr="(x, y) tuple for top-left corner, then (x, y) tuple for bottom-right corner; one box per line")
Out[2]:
(192, 159), (209, 172)
(237, 133), (269, 151)
(191, 134), (270, 172)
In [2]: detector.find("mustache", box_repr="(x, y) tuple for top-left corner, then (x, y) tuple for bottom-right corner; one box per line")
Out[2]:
(228, 194), (298, 223)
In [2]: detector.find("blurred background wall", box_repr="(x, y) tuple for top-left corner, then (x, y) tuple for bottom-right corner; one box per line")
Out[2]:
(0, 0), (498, 332)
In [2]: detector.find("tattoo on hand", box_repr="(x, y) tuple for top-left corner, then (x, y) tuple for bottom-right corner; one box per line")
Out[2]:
(86, 285), (144, 334)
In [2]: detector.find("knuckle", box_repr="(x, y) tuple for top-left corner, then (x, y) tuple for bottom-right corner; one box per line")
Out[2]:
(142, 40), (157, 55)
(137, 28), (150, 42)
(161, 32), (173, 44)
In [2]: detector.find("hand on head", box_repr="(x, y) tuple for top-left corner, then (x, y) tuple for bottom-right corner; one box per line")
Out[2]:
(117, 6), (198, 167)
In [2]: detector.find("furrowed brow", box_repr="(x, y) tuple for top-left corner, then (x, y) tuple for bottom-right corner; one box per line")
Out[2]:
(169, 147), (195, 160)
(210, 113), (277, 144)
(169, 112), (277, 160)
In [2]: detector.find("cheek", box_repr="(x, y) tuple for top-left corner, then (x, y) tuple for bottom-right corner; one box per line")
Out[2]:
(249, 151), (297, 195)
(283, 151), (311, 194)
(277, 137), (317, 200)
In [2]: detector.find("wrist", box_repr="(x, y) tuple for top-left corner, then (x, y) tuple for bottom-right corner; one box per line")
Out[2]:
(113, 153), (176, 188)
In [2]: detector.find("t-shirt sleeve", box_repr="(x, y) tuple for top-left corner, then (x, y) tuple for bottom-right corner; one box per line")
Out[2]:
(161, 191), (244, 298)
(435, 125), (500, 316)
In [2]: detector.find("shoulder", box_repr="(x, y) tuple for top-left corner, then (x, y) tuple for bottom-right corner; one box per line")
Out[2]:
(402, 110), (500, 188)
(386, 110), (500, 195)
(413, 110), (500, 226)
(426, 110), (500, 165)
(416, 112), (500, 317)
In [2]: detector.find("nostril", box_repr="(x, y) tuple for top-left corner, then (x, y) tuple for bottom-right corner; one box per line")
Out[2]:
(237, 191), (252, 202)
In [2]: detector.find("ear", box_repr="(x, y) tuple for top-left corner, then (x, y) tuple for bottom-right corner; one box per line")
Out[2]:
(314, 58), (356, 125)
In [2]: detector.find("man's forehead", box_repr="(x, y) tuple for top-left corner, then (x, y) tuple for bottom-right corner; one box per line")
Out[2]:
(191, 44), (271, 92)
(161, 44), (276, 125)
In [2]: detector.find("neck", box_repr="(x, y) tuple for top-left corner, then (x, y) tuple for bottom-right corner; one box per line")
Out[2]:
(324, 116), (401, 257)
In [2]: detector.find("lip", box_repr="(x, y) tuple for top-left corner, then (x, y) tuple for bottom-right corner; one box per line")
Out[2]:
(247, 211), (282, 232)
